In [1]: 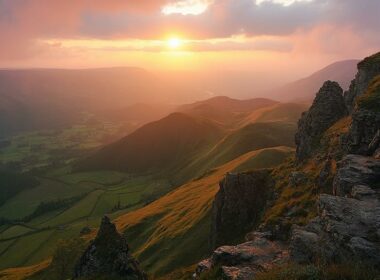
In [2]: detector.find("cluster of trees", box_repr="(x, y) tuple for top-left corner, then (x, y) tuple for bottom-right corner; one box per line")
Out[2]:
(23, 194), (86, 222)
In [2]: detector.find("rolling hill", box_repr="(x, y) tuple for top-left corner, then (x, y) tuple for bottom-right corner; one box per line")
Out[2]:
(75, 112), (225, 176)
(272, 60), (358, 102)
(114, 147), (294, 276)
(179, 96), (278, 128)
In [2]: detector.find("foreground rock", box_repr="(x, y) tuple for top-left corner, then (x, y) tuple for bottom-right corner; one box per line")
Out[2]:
(290, 193), (380, 266)
(211, 170), (273, 248)
(74, 216), (146, 280)
(196, 233), (288, 280)
(295, 81), (348, 162)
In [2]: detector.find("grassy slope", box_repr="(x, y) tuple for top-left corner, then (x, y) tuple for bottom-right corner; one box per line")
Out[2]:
(114, 147), (293, 277)
(75, 112), (224, 175)
(0, 172), (170, 271)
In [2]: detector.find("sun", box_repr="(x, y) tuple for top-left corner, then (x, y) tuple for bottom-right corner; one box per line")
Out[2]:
(167, 37), (182, 49)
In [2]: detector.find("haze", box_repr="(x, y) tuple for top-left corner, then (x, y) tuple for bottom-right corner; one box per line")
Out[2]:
(1, 0), (379, 93)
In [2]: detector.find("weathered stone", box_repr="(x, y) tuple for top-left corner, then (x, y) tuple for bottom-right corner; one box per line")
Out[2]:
(211, 170), (274, 249)
(195, 234), (288, 280)
(345, 110), (380, 155)
(74, 216), (146, 280)
(344, 52), (380, 112)
(221, 266), (256, 280)
(333, 155), (380, 196)
(290, 194), (380, 266)
(351, 185), (378, 202)
(295, 81), (348, 162)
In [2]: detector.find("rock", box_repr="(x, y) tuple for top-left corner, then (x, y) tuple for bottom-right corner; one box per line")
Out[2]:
(368, 130), (380, 155)
(221, 266), (256, 280)
(211, 170), (274, 249)
(289, 227), (319, 263)
(333, 155), (380, 196)
(351, 185), (378, 202)
(195, 233), (288, 280)
(290, 194), (380, 266)
(345, 110), (380, 155)
(74, 216), (146, 279)
(344, 52), (380, 112)
(295, 81), (348, 162)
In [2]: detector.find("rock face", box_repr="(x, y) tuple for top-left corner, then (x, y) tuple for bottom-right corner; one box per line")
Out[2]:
(290, 192), (380, 266)
(333, 154), (380, 196)
(211, 170), (274, 249)
(74, 216), (146, 280)
(344, 75), (380, 155)
(344, 52), (380, 112)
(196, 233), (288, 280)
(295, 81), (348, 162)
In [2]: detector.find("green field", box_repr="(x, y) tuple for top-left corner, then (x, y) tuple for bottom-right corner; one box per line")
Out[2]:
(0, 171), (171, 270)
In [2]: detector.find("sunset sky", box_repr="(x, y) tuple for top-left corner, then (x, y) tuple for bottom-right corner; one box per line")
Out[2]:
(1, 0), (379, 79)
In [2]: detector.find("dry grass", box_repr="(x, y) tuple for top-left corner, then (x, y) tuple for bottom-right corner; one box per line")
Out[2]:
(0, 259), (51, 280)
(114, 150), (263, 254)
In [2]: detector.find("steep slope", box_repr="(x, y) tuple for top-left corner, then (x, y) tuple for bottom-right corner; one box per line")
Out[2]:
(76, 112), (224, 176)
(197, 121), (297, 170)
(273, 60), (358, 102)
(114, 148), (293, 276)
(195, 52), (380, 280)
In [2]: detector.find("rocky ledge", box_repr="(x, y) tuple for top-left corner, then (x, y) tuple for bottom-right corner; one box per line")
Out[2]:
(196, 232), (288, 280)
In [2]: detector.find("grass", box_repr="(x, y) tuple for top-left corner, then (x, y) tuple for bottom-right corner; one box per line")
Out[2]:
(0, 173), (171, 271)
(114, 149), (290, 276)
(0, 118), (123, 172)
(0, 259), (51, 280)
(232, 146), (294, 173)
(255, 263), (380, 280)
(262, 159), (318, 232)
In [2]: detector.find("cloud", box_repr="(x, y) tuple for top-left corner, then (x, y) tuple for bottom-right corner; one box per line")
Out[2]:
(0, 0), (379, 62)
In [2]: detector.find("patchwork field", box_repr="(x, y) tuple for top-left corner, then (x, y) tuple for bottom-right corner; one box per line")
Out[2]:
(0, 170), (171, 270)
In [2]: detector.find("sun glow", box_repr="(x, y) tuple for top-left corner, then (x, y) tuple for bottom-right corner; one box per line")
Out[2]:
(167, 37), (183, 49)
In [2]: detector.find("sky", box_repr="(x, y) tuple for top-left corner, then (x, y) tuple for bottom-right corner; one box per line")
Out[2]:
(0, 0), (379, 79)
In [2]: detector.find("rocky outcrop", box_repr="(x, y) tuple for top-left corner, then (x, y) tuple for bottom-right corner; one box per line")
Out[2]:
(333, 154), (380, 196)
(295, 81), (348, 162)
(196, 232), (288, 280)
(74, 216), (146, 280)
(211, 170), (274, 249)
(290, 192), (380, 266)
(344, 52), (380, 112)
(344, 75), (380, 155)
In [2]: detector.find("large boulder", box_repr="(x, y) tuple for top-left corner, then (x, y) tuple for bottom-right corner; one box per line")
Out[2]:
(74, 216), (146, 279)
(344, 52), (380, 112)
(295, 81), (348, 162)
(210, 170), (274, 249)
